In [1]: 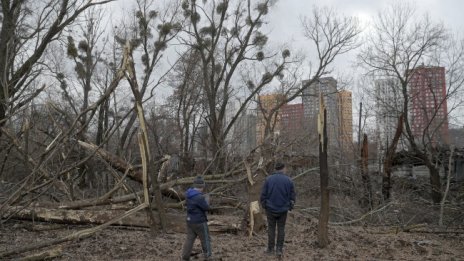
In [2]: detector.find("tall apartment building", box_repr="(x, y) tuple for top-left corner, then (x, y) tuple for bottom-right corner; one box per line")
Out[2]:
(281, 103), (304, 135)
(256, 93), (286, 144)
(302, 77), (339, 149)
(338, 90), (353, 150)
(280, 103), (308, 154)
(375, 78), (405, 156)
(408, 66), (449, 145)
(233, 110), (257, 155)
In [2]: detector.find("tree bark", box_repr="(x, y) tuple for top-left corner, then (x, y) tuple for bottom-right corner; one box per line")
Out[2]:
(383, 114), (403, 201)
(2, 206), (239, 234)
(318, 107), (330, 248)
(2, 205), (177, 229)
(243, 160), (266, 236)
(78, 140), (143, 182)
(124, 40), (166, 231)
(428, 164), (442, 203)
(360, 134), (373, 209)
(0, 203), (149, 259)
(439, 147), (454, 226)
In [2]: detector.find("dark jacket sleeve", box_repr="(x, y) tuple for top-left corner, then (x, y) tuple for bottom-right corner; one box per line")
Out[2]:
(260, 180), (268, 208)
(197, 194), (210, 211)
(290, 180), (296, 203)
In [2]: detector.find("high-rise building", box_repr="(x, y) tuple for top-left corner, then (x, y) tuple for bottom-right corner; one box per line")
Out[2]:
(280, 103), (308, 155)
(375, 78), (405, 154)
(281, 103), (304, 135)
(233, 109), (257, 155)
(256, 93), (286, 144)
(408, 66), (449, 145)
(338, 90), (353, 150)
(302, 77), (339, 149)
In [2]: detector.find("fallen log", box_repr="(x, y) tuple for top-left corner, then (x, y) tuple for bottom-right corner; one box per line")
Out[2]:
(2, 205), (241, 234)
(50, 189), (243, 211)
(78, 140), (246, 201)
(16, 246), (63, 261)
(4, 205), (155, 227)
(78, 141), (143, 182)
(0, 203), (149, 259)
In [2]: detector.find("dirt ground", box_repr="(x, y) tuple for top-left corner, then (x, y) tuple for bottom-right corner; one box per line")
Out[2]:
(2, 168), (464, 260)
(1, 211), (464, 261)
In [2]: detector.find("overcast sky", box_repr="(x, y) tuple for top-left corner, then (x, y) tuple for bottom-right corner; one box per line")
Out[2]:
(264, 0), (464, 73)
(263, 0), (464, 127)
(107, 0), (464, 126)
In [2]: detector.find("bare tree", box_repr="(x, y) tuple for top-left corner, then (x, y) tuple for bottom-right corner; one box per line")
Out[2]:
(241, 6), (360, 238)
(0, 0), (114, 134)
(179, 0), (290, 170)
(358, 2), (463, 203)
(431, 35), (464, 126)
(255, 6), (361, 148)
(116, 0), (183, 155)
(166, 49), (206, 160)
(65, 7), (109, 140)
(57, 7), (114, 189)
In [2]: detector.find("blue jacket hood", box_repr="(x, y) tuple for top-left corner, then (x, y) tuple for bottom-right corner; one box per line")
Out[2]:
(186, 188), (202, 199)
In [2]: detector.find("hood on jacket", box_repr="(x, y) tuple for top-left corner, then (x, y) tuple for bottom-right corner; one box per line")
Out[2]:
(186, 188), (202, 199)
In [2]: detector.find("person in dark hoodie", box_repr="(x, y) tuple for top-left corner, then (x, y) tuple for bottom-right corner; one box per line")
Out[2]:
(260, 162), (295, 257)
(181, 176), (212, 260)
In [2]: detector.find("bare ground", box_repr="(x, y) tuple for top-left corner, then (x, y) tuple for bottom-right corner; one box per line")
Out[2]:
(1, 212), (464, 261)
(2, 169), (464, 260)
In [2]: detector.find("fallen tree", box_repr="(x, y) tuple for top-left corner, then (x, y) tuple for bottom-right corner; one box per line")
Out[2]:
(78, 140), (247, 201)
(2, 205), (240, 234)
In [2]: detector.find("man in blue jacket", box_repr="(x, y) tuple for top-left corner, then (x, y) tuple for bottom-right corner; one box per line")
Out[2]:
(260, 162), (295, 257)
(181, 176), (212, 260)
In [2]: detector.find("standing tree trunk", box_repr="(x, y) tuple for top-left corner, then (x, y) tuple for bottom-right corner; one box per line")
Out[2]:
(124, 41), (166, 232)
(428, 163), (442, 203)
(360, 134), (373, 209)
(439, 146), (454, 226)
(317, 96), (329, 248)
(382, 114), (403, 201)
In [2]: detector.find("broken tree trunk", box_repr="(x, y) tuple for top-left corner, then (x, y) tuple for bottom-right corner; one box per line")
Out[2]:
(78, 140), (185, 201)
(360, 134), (373, 209)
(383, 114), (403, 201)
(317, 97), (329, 248)
(137, 132), (158, 233)
(78, 140), (143, 182)
(125, 39), (166, 231)
(243, 159), (266, 236)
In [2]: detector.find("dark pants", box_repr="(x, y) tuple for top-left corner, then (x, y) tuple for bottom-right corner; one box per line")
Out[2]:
(266, 210), (288, 251)
(181, 222), (212, 260)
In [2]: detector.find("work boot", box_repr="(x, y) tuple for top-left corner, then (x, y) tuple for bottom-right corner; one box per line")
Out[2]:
(276, 248), (283, 258)
(264, 248), (274, 256)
